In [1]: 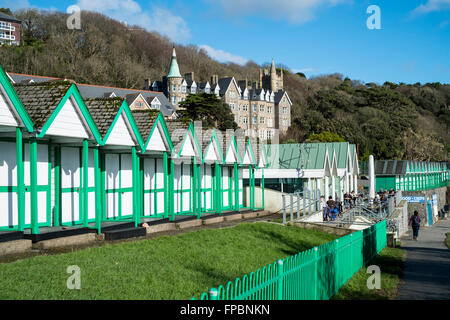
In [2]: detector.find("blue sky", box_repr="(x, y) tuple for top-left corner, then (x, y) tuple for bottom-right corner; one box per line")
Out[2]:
(1, 0), (450, 84)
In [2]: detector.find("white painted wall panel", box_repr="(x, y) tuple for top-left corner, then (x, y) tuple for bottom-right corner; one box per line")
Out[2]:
(46, 97), (89, 139)
(0, 193), (18, 228)
(147, 124), (167, 151)
(225, 147), (237, 164)
(104, 114), (135, 146)
(0, 141), (17, 186)
(180, 134), (196, 157)
(204, 143), (217, 161)
(0, 90), (18, 127)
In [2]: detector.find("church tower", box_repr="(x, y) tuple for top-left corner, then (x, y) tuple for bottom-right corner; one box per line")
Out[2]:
(260, 59), (283, 92)
(270, 59), (277, 92)
(166, 47), (183, 107)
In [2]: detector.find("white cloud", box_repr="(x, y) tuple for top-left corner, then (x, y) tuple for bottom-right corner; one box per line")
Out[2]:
(76, 1), (190, 42)
(411, 0), (450, 15)
(293, 67), (315, 73)
(199, 45), (248, 65)
(205, 0), (351, 24)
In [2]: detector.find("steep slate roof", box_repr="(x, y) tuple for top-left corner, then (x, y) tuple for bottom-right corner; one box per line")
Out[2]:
(131, 109), (160, 143)
(0, 12), (21, 23)
(274, 90), (285, 104)
(8, 73), (61, 84)
(197, 82), (209, 90)
(83, 98), (124, 140)
(7, 72), (174, 117)
(13, 81), (72, 130)
(264, 143), (328, 170)
(374, 160), (408, 176)
(217, 77), (233, 95)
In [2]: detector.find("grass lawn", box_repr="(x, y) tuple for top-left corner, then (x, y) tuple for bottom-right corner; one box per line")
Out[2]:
(445, 233), (450, 249)
(0, 222), (337, 300)
(332, 246), (405, 300)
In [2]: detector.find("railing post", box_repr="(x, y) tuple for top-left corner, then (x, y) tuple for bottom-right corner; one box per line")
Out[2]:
(290, 193), (294, 222)
(314, 247), (319, 300)
(308, 189), (312, 215)
(277, 260), (284, 300)
(208, 288), (218, 300)
(297, 192), (300, 220)
(282, 195), (286, 225)
(303, 190), (306, 217)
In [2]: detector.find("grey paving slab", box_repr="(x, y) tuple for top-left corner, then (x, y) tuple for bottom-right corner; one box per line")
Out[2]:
(397, 219), (450, 300)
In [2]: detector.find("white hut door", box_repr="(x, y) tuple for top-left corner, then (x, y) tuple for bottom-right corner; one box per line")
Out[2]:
(120, 154), (133, 219)
(143, 158), (165, 217)
(60, 147), (81, 224)
(155, 159), (165, 215)
(87, 150), (96, 221)
(173, 163), (182, 214)
(181, 163), (192, 213)
(201, 164), (213, 212)
(238, 167), (244, 207)
(0, 141), (18, 229)
(105, 154), (119, 219)
(222, 167), (229, 209)
(24, 143), (50, 227)
(143, 158), (156, 217)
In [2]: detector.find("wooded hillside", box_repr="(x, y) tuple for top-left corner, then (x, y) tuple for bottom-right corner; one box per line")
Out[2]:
(1, 9), (449, 161)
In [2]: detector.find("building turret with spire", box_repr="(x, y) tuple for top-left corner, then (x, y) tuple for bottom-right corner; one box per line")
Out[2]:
(164, 47), (185, 108)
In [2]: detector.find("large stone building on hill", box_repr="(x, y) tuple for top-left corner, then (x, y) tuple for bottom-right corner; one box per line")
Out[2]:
(146, 48), (292, 141)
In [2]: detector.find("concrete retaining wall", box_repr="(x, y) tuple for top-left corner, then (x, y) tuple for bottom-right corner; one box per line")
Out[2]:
(245, 186), (285, 213)
(0, 239), (32, 256)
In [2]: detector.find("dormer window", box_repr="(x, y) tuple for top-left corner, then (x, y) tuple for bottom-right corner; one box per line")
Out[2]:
(135, 102), (143, 108)
(181, 85), (186, 93)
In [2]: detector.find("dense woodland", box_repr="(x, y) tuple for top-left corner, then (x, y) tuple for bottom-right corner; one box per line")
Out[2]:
(1, 9), (449, 161)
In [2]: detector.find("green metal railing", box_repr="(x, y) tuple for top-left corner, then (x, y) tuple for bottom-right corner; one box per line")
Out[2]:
(194, 220), (387, 300)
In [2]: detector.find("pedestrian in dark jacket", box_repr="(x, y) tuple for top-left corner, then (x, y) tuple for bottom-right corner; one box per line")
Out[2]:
(408, 211), (421, 240)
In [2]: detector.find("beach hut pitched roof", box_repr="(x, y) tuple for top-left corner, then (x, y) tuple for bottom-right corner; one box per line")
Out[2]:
(0, 67), (33, 132)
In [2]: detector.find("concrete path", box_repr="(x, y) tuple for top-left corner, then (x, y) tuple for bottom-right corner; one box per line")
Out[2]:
(397, 219), (450, 300)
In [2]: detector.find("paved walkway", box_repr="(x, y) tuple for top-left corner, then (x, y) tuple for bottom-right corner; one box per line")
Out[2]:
(397, 219), (450, 300)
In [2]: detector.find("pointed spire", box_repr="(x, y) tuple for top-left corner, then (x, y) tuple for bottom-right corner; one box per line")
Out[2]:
(167, 47), (182, 78)
(271, 59), (276, 73)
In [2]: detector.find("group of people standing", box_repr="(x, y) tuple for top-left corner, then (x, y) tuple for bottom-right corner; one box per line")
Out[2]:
(321, 190), (361, 221)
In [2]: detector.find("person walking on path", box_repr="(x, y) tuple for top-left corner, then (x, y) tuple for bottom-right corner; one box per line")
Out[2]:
(408, 210), (421, 240)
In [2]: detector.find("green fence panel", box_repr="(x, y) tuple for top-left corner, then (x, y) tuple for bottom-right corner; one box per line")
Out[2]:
(195, 220), (387, 300)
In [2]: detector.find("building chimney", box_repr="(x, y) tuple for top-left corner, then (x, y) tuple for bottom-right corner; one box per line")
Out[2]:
(144, 79), (151, 90)
(211, 74), (218, 85)
(184, 72), (194, 82)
